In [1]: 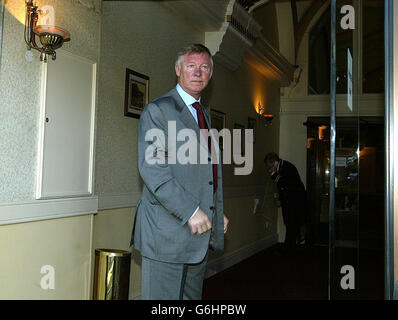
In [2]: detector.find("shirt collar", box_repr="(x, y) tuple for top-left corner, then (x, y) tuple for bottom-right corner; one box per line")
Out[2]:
(176, 84), (201, 107)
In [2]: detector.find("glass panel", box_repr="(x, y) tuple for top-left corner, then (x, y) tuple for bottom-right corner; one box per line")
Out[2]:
(309, 7), (331, 94)
(330, 0), (359, 299)
(306, 118), (331, 246)
(330, 0), (386, 300)
(362, 0), (385, 93)
(384, 0), (394, 300)
(358, 117), (385, 298)
(309, 1), (353, 95)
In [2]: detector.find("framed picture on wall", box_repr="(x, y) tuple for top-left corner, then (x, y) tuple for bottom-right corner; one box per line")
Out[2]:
(248, 116), (256, 144)
(124, 68), (149, 119)
(234, 122), (245, 155)
(210, 108), (226, 150)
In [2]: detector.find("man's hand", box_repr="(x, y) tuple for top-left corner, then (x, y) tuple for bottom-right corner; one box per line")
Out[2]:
(188, 209), (212, 235)
(224, 215), (229, 234)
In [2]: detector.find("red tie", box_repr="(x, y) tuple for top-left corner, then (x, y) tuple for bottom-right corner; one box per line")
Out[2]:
(192, 102), (218, 193)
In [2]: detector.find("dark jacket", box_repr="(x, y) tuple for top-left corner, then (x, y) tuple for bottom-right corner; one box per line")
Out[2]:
(271, 160), (307, 226)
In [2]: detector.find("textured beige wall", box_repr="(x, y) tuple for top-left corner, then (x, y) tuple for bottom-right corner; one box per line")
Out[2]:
(0, 0), (101, 202)
(0, 215), (93, 299)
(0, 0), (101, 299)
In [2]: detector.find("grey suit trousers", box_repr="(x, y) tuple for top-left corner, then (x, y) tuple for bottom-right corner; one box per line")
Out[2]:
(141, 254), (208, 300)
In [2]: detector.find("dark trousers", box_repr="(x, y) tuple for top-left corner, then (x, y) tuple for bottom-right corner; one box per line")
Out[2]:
(282, 203), (301, 249)
(284, 220), (300, 249)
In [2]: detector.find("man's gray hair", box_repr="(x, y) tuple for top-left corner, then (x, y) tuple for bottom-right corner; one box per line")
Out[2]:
(175, 44), (213, 69)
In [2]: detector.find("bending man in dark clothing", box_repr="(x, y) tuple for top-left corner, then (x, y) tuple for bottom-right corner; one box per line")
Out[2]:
(265, 153), (307, 251)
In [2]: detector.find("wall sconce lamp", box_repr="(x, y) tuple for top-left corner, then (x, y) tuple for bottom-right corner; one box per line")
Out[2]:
(24, 0), (70, 62)
(256, 102), (274, 126)
(262, 114), (275, 126)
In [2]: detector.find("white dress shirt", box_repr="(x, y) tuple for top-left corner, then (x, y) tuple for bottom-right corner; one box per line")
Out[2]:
(175, 84), (201, 220)
(176, 83), (201, 123)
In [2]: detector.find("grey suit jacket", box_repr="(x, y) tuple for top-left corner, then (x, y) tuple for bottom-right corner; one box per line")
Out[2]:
(131, 88), (224, 264)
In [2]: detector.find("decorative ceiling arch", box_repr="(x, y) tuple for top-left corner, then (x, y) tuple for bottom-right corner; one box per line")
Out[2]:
(294, 0), (329, 62)
(103, 0), (296, 85)
(244, 0), (327, 64)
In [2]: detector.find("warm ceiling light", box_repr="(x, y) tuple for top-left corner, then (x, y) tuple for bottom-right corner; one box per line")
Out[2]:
(24, 0), (70, 62)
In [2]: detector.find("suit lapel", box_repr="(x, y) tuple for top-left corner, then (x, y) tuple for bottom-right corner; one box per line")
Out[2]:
(168, 88), (210, 152)
(169, 89), (198, 130)
(202, 107), (211, 130)
(203, 107), (221, 161)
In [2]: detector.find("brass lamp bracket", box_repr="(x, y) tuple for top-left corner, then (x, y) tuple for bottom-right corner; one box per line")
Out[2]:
(24, 0), (70, 62)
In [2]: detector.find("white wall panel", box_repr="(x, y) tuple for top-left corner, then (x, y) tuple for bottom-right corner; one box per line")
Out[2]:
(37, 50), (96, 199)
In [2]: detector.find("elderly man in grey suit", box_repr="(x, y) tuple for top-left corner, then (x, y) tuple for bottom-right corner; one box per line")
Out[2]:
(131, 44), (228, 300)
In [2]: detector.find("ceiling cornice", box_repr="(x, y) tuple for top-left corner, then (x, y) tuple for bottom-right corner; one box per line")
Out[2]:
(162, 0), (295, 85)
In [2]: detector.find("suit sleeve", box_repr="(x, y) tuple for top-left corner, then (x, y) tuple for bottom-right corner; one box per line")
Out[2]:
(137, 102), (200, 225)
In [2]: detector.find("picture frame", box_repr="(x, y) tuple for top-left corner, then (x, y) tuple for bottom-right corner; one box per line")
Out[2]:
(210, 108), (226, 150)
(247, 117), (256, 144)
(234, 122), (245, 155)
(124, 68), (149, 119)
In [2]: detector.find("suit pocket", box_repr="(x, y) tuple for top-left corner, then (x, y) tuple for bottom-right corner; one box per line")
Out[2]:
(147, 202), (182, 231)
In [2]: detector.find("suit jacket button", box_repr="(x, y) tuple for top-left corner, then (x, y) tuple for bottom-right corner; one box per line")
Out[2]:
(210, 206), (214, 210)
(208, 157), (211, 161)
(209, 181), (213, 185)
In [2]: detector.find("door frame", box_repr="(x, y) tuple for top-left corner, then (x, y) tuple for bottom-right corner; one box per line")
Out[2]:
(384, 0), (396, 300)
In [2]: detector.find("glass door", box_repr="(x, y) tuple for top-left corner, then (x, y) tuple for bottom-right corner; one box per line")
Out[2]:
(329, 0), (360, 299)
(330, 0), (386, 299)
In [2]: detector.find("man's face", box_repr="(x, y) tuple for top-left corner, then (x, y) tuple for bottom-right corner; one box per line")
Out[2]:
(266, 160), (276, 173)
(175, 52), (213, 99)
